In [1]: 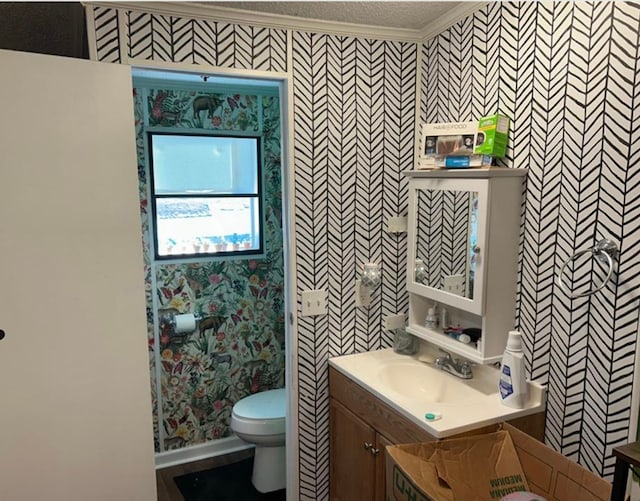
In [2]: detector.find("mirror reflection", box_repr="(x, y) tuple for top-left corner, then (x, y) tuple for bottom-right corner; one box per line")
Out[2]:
(414, 189), (479, 299)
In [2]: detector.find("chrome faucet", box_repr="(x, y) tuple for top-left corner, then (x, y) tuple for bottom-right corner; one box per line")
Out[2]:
(434, 349), (473, 379)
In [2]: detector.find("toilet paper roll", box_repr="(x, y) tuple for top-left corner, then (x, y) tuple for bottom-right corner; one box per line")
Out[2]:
(174, 313), (196, 333)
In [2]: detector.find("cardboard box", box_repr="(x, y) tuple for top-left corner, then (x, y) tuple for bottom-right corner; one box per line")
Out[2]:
(386, 423), (611, 501)
(475, 114), (510, 157)
(387, 430), (529, 501)
(505, 424), (611, 501)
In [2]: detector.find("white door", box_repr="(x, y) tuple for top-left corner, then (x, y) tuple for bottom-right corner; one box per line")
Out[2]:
(0, 49), (156, 500)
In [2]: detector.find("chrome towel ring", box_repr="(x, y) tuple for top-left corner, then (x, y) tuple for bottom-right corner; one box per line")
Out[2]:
(557, 238), (618, 298)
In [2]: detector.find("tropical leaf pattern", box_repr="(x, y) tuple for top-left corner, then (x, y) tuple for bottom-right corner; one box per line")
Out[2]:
(133, 86), (284, 452)
(146, 89), (260, 130)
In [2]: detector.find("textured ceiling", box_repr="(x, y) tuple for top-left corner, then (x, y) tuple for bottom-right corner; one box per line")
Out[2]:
(208, 2), (466, 30)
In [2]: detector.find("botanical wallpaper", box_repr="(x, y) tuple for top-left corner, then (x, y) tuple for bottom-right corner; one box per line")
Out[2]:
(133, 86), (285, 451)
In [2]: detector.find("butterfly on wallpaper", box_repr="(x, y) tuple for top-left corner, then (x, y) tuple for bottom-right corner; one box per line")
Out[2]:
(231, 313), (242, 325)
(249, 285), (268, 299)
(227, 96), (238, 110)
(166, 418), (178, 431)
(151, 91), (168, 120)
(173, 361), (184, 374)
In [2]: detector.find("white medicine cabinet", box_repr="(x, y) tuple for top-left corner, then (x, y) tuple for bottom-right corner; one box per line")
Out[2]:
(404, 168), (527, 364)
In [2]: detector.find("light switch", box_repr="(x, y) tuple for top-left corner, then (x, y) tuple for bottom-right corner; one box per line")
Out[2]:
(387, 216), (408, 233)
(301, 289), (328, 316)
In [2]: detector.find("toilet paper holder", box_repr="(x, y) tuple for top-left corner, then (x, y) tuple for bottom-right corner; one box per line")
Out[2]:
(160, 311), (202, 332)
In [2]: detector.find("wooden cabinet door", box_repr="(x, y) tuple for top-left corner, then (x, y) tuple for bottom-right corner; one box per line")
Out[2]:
(374, 433), (393, 501)
(330, 398), (376, 500)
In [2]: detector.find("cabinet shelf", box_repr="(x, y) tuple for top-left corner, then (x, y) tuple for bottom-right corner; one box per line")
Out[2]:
(403, 167), (526, 179)
(405, 324), (499, 364)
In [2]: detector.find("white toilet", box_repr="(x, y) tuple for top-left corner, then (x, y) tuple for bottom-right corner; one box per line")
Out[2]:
(230, 388), (286, 493)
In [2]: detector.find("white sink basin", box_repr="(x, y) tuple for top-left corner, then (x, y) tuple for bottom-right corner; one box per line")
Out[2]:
(328, 348), (546, 438)
(376, 362), (493, 405)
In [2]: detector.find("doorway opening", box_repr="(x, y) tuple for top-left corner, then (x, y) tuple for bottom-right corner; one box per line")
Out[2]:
(130, 68), (295, 493)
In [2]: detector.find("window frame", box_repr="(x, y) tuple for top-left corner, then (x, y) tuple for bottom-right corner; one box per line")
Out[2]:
(147, 129), (265, 262)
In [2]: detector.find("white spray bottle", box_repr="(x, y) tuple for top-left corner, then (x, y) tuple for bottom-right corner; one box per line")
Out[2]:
(499, 330), (527, 408)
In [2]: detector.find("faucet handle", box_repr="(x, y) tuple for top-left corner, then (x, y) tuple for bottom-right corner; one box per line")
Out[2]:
(459, 361), (473, 377)
(434, 349), (452, 368)
(437, 348), (453, 360)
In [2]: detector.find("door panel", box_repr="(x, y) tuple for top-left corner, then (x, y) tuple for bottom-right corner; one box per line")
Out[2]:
(0, 49), (156, 501)
(330, 398), (375, 500)
(375, 434), (393, 501)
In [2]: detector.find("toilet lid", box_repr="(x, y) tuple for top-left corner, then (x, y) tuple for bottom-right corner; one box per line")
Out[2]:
(233, 388), (286, 420)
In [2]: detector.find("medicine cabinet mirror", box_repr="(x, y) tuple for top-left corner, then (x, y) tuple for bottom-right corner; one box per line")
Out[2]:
(408, 178), (488, 316)
(414, 188), (480, 299)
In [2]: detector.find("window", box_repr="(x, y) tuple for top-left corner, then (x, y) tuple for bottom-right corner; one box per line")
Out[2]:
(148, 132), (262, 260)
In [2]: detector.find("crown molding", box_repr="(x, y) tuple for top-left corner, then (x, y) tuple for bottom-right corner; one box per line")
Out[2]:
(421, 2), (488, 41)
(86, 1), (485, 44)
(87, 1), (423, 42)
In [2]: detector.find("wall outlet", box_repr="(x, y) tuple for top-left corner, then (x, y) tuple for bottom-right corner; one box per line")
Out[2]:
(355, 279), (371, 307)
(443, 274), (465, 295)
(384, 314), (405, 331)
(301, 289), (328, 316)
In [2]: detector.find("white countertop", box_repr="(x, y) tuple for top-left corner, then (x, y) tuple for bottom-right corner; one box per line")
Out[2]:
(328, 347), (546, 439)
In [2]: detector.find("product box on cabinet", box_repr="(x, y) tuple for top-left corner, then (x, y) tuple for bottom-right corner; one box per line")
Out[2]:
(474, 113), (510, 157)
(385, 423), (611, 501)
(417, 121), (491, 169)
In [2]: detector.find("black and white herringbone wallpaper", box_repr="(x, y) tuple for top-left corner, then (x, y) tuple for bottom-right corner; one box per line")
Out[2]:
(91, 6), (121, 63)
(292, 32), (416, 498)
(87, 0), (640, 494)
(423, 2), (640, 477)
(91, 6), (287, 70)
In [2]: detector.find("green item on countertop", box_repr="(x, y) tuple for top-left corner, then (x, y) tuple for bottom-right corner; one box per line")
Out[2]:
(475, 113), (509, 157)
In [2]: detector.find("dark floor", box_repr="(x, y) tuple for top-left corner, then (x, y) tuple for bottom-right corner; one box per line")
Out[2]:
(156, 449), (286, 501)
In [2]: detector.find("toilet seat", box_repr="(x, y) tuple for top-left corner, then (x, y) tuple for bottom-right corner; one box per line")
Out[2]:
(231, 388), (286, 436)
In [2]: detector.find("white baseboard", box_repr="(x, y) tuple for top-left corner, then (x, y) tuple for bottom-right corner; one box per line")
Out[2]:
(155, 435), (254, 470)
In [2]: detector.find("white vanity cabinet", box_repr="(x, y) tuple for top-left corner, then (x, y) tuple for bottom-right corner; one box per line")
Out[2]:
(405, 168), (527, 364)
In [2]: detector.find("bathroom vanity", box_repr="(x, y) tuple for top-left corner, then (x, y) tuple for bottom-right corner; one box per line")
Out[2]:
(328, 349), (546, 501)
(329, 169), (539, 499)
(405, 168), (527, 364)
